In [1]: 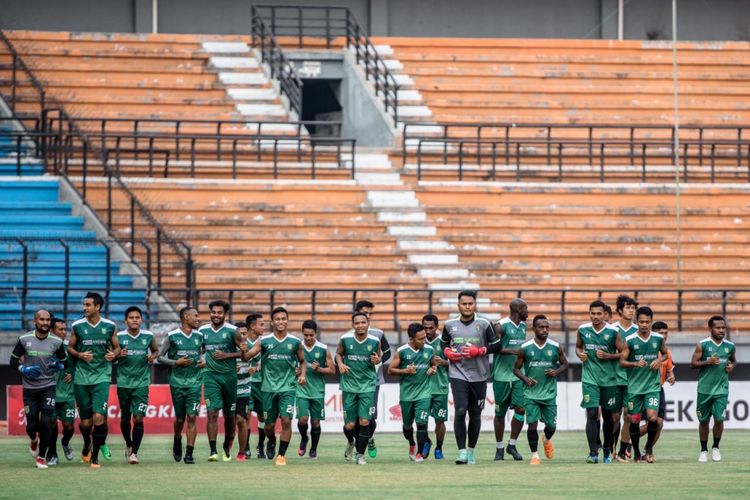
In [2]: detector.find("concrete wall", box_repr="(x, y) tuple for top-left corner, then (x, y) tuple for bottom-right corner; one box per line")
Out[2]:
(1, 0), (748, 40)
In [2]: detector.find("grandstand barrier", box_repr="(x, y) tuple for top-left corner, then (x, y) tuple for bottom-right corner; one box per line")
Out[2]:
(252, 4), (400, 124)
(0, 30), (46, 116)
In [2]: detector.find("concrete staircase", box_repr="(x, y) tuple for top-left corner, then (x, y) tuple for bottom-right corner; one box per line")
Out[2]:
(352, 151), (476, 290)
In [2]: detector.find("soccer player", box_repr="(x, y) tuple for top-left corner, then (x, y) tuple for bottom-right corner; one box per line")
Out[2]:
(234, 321), (252, 461)
(336, 311), (381, 465)
(158, 307), (205, 464)
(198, 300), (246, 462)
(296, 319), (334, 459)
(639, 321), (675, 448)
(389, 322), (436, 462)
(350, 299), (392, 458)
(612, 294), (638, 462)
(618, 306), (667, 463)
(513, 314), (568, 465)
(575, 299), (619, 463)
(46, 317), (76, 465)
(67, 292), (119, 468)
(242, 306), (306, 466)
(10, 309), (67, 469)
(441, 290), (502, 465)
(423, 313), (448, 460)
(245, 312), (266, 458)
(492, 298), (528, 461)
(112, 306), (157, 464)
(690, 315), (736, 463)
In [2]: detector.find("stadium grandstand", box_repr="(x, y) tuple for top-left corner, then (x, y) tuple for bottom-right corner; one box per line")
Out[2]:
(0, 0), (748, 491)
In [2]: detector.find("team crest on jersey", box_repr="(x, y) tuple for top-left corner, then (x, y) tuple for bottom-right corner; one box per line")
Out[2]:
(450, 326), (458, 332)
(724, 347), (730, 353)
(315, 352), (320, 359)
(652, 342), (657, 349)
(367, 344), (373, 352)
(25, 341), (31, 348)
(475, 325), (482, 333)
(423, 352), (429, 359)
(634, 344), (640, 350)
(604, 334), (610, 341)
(194, 339), (199, 345)
(547, 350), (554, 357)
(287, 343), (293, 350)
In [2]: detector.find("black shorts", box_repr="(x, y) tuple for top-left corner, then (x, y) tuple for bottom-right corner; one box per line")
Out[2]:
(23, 386), (57, 420)
(450, 378), (487, 413)
(658, 386), (666, 420)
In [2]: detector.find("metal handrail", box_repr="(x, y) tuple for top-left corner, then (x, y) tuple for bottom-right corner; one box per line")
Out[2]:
(0, 30), (46, 114)
(251, 5), (400, 125)
(251, 6), (304, 117)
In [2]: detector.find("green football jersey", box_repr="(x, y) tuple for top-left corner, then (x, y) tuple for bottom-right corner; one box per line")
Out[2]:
(56, 339), (75, 402)
(71, 317), (117, 385)
(612, 322), (637, 385)
(339, 332), (380, 394)
(697, 337), (735, 396)
(297, 341), (328, 399)
(396, 343), (434, 402)
(520, 338), (561, 401)
(116, 330), (154, 389)
(625, 332), (664, 395)
(577, 323), (619, 387)
(165, 329), (204, 388)
(237, 352), (252, 397)
(492, 318), (527, 382)
(247, 337), (262, 383)
(199, 323), (238, 376)
(260, 333), (301, 393)
(426, 336), (448, 395)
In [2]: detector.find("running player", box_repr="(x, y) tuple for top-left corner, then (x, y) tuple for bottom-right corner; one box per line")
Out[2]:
(513, 315), (568, 465)
(639, 321), (675, 448)
(234, 321), (252, 461)
(492, 298), (528, 461)
(351, 300), (391, 458)
(46, 317), (75, 464)
(336, 311), (381, 465)
(245, 312), (266, 458)
(618, 306), (667, 463)
(242, 306), (306, 466)
(198, 300), (245, 462)
(158, 307), (205, 464)
(575, 300), (619, 463)
(10, 309), (67, 469)
(112, 306), (157, 464)
(612, 294), (638, 462)
(67, 292), (119, 467)
(296, 320), (334, 459)
(690, 315), (736, 462)
(423, 313), (448, 460)
(389, 322), (436, 462)
(441, 290), (502, 465)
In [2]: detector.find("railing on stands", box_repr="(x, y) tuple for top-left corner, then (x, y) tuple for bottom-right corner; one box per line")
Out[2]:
(250, 7), (304, 118)
(0, 30), (46, 117)
(0, 237), (155, 328)
(158, 287), (748, 346)
(404, 122), (750, 182)
(251, 5), (400, 125)
(6, 112), (195, 305)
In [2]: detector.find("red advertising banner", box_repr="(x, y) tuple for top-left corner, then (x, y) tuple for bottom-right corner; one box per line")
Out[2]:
(6, 384), (258, 435)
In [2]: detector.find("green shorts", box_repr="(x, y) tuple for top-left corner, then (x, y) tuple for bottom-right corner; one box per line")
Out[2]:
(55, 399), (76, 423)
(203, 371), (237, 414)
(296, 396), (325, 420)
(251, 381), (264, 418)
(696, 392), (728, 422)
(117, 386), (149, 417)
(580, 382), (619, 410)
(263, 390), (296, 422)
(524, 398), (557, 427)
(493, 379), (525, 416)
(342, 391), (375, 424)
(430, 394), (449, 422)
(626, 391), (660, 415)
(171, 385), (201, 420)
(236, 397), (251, 419)
(74, 382), (110, 419)
(400, 398), (431, 426)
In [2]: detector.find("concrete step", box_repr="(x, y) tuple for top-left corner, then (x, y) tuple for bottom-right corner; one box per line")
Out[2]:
(366, 190), (419, 208)
(408, 254), (460, 265)
(227, 88), (277, 100)
(355, 172), (402, 185)
(418, 268), (470, 279)
(429, 281), (480, 290)
(377, 211), (427, 223)
(236, 104), (287, 116)
(201, 41), (250, 53)
(388, 225), (437, 237)
(210, 57), (259, 69)
(218, 72), (269, 85)
(398, 240), (455, 251)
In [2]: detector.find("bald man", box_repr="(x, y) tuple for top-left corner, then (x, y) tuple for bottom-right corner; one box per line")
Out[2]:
(10, 310), (68, 469)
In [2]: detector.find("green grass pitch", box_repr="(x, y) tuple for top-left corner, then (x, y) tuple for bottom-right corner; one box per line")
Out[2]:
(1, 431), (748, 498)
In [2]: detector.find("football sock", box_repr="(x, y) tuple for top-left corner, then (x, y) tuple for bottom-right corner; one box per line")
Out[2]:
(544, 426), (556, 440)
(645, 420), (658, 452)
(61, 426), (74, 447)
(343, 426), (355, 444)
(91, 423), (107, 461)
(80, 424), (92, 451)
(416, 424), (428, 454)
(355, 428), (370, 455)
(186, 445), (194, 457)
(310, 426), (321, 453)
(209, 440), (217, 455)
(700, 440), (708, 452)
(403, 427), (415, 446)
(629, 421), (641, 459)
(278, 440), (290, 457)
(120, 418), (133, 447)
(527, 427), (539, 453)
(132, 422), (144, 454)
(601, 410), (614, 456)
(712, 437), (721, 449)
(585, 408), (599, 455)
(298, 421), (309, 441)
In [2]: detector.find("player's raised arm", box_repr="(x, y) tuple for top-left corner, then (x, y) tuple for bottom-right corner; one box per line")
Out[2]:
(157, 336), (176, 366)
(241, 336), (262, 361)
(387, 349), (405, 376)
(690, 342), (712, 369)
(316, 349), (336, 375)
(67, 329), (90, 363)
